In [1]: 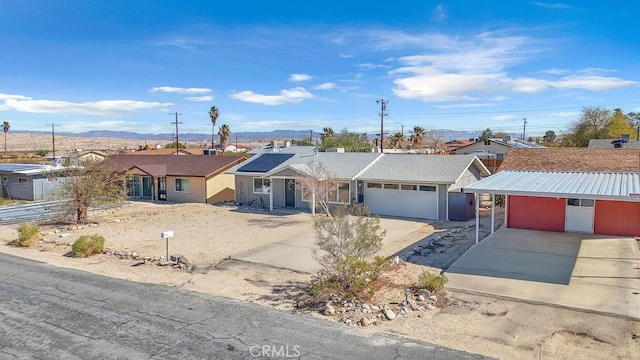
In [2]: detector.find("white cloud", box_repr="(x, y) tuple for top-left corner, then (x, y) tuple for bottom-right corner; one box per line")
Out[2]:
(240, 119), (330, 129)
(493, 96), (509, 101)
(289, 74), (312, 82)
(152, 37), (212, 50)
(432, 5), (447, 20)
(314, 82), (336, 90)
(183, 95), (213, 102)
(230, 87), (313, 105)
(339, 53), (354, 58)
(391, 67), (500, 101)
(435, 103), (493, 109)
(542, 68), (569, 75)
(532, 2), (571, 9)
(492, 115), (519, 122)
(0, 97), (173, 115)
(63, 120), (145, 132)
(543, 111), (580, 118)
(0, 93), (32, 101)
(356, 63), (390, 70)
(502, 77), (550, 93)
(150, 86), (212, 95)
(552, 75), (637, 90)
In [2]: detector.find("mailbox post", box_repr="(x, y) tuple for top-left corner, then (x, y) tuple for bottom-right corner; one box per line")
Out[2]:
(161, 230), (173, 262)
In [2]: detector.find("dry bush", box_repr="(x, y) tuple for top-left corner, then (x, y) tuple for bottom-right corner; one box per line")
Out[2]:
(71, 234), (105, 258)
(14, 223), (40, 247)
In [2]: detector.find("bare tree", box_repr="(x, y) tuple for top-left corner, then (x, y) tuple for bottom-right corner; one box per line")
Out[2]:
(295, 160), (340, 217)
(54, 160), (125, 224)
(426, 129), (446, 154)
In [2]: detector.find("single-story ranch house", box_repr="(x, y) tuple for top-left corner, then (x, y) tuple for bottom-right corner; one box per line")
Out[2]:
(102, 155), (245, 203)
(463, 148), (640, 239)
(226, 150), (490, 220)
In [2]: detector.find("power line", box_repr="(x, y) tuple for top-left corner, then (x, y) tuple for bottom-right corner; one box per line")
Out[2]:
(169, 112), (183, 155)
(46, 123), (60, 159)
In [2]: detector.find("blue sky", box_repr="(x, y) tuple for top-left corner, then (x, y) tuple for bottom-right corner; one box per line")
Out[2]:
(1, 0), (639, 138)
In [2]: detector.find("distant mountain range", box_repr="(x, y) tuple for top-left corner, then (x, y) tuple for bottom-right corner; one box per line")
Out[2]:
(14, 129), (483, 143)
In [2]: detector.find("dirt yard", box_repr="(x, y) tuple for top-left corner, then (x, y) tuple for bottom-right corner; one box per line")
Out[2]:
(0, 202), (638, 359)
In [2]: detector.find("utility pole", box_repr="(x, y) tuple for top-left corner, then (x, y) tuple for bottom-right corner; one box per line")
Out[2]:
(46, 123), (60, 160)
(169, 112), (183, 155)
(401, 124), (404, 137)
(377, 99), (388, 153)
(309, 129), (313, 144)
(522, 118), (527, 140)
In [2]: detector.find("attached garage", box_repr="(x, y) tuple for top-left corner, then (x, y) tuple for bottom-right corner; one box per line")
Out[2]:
(365, 183), (438, 219)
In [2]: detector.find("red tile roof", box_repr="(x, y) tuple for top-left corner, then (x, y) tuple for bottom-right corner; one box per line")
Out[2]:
(102, 155), (245, 177)
(499, 148), (640, 173)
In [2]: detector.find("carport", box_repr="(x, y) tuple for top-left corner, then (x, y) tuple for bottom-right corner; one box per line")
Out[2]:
(462, 170), (640, 242)
(446, 227), (640, 319)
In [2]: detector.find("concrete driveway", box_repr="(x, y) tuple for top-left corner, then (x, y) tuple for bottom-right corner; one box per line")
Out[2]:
(446, 228), (640, 319)
(232, 215), (427, 273)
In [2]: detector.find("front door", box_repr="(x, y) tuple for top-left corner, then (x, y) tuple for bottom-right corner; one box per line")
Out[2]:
(285, 179), (295, 207)
(142, 176), (152, 197)
(565, 198), (594, 233)
(158, 177), (167, 201)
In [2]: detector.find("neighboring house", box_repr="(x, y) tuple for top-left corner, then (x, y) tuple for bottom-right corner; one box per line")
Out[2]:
(444, 139), (474, 152)
(78, 150), (107, 162)
(226, 150), (490, 221)
(588, 138), (640, 149)
(463, 148), (640, 238)
(0, 163), (68, 201)
(452, 137), (544, 159)
(248, 141), (315, 155)
(101, 155), (245, 203)
(129, 148), (204, 155)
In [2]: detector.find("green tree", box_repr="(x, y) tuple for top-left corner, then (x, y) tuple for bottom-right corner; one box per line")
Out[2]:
(209, 106), (219, 149)
(409, 126), (426, 148)
(218, 124), (231, 151)
(561, 107), (611, 147)
(627, 112), (640, 140)
(493, 131), (509, 140)
(165, 142), (186, 149)
(55, 160), (124, 224)
(606, 108), (636, 140)
(389, 132), (405, 149)
(478, 128), (494, 141)
(321, 127), (335, 139)
(319, 129), (372, 152)
(310, 204), (387, 300)
(2, 121), (9, 155)
(543, 130), (556, 143)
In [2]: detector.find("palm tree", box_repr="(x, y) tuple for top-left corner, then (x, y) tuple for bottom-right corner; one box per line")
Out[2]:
(218, 124), (231, 152)
(2, 121), (9, 155)
(208, 106), (219, 149)
(409, 125), (426, 148)
(321, 127), (335, 139)
(389, 132), (405, 149)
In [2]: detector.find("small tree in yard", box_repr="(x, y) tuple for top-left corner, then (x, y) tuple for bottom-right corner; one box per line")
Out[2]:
(55, 160), (124, 224)
(310, 204), (388, 300)
(296, 161), (340, 217)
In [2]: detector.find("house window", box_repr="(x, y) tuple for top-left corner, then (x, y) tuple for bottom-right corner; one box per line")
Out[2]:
(497, 153), (505, 160)
(568, 198), (594, 207)
(18, 178), (28, 187)
(2, 176), (7, 182)
(419, 185), (436, 192)
(366, 182), (382, 189)
(484, 140), (491, 145)
(175, 178), (190, 193)
(328, 182), (350, 204)
(383, 183), (399, 190)
(401, 184), (417, 191)
(253, 177), (271, 194)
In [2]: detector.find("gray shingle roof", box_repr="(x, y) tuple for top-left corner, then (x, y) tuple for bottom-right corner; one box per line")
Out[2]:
(266, 152), (382, 179)
(358, 154), (486, 183)
(587, 139), (640, 149)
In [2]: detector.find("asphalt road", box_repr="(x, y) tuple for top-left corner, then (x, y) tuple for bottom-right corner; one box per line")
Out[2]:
(0, 253), (489, 360)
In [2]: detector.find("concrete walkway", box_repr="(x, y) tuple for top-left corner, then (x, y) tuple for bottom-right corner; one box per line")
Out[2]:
(232, 216), (427, 273)
(446, 228), (640, 319)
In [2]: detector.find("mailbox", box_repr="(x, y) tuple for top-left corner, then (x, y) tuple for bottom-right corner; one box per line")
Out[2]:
(161, 230), (173, 239)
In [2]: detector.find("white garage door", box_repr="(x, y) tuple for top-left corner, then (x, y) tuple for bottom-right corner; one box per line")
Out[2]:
(365, 183), (438, 219)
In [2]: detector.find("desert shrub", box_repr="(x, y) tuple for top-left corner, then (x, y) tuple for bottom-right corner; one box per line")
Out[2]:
(0, 197), (5, 206)
(16, 223), (40, 247)
(71, 234), (105, 258)
(309, 204), (388, 300)
(417, 270), (448, 292)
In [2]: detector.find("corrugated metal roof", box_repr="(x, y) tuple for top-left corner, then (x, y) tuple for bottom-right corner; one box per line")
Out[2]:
(463, 170), (640, 200)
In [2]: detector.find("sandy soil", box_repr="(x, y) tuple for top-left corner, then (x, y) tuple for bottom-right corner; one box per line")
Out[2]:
(0, 202), (638, 359)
